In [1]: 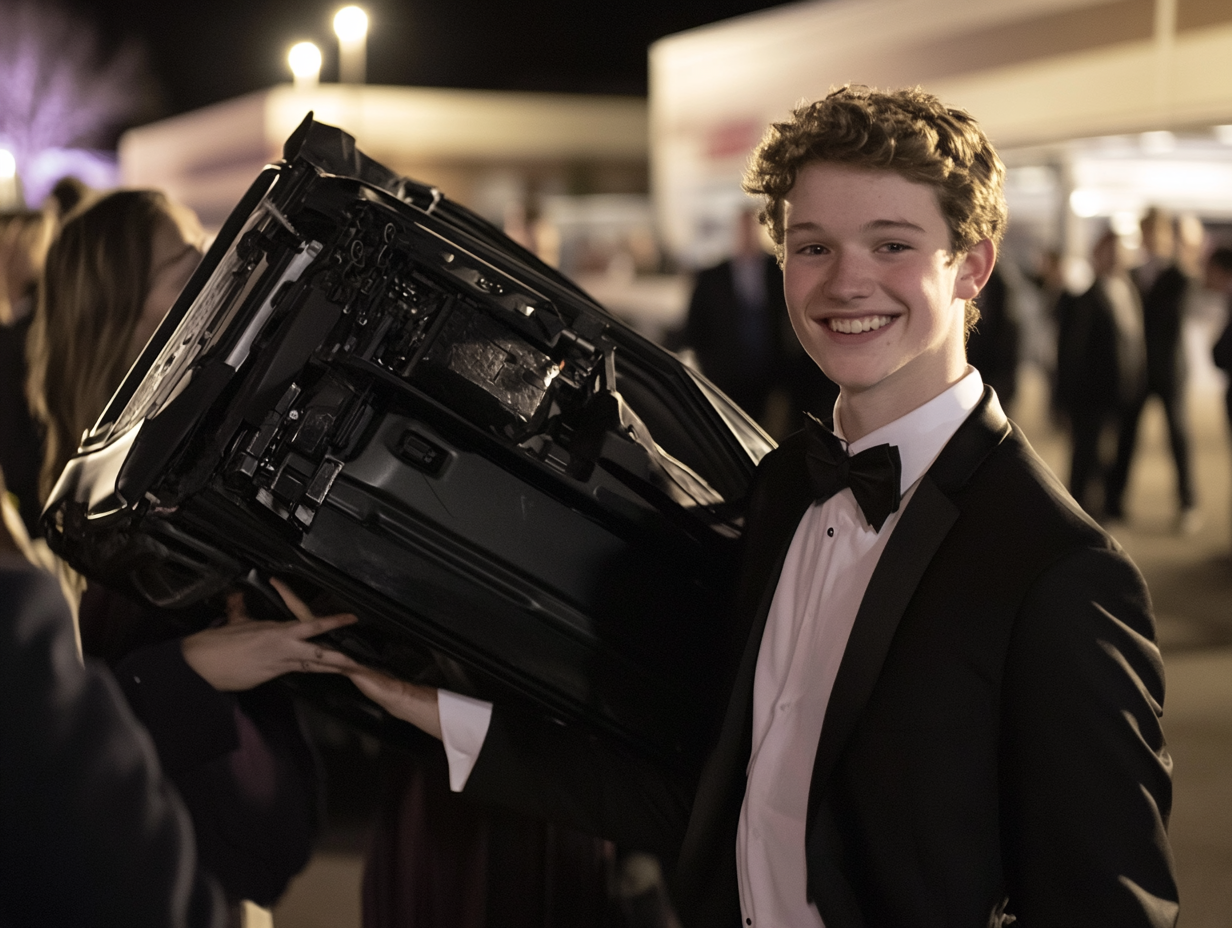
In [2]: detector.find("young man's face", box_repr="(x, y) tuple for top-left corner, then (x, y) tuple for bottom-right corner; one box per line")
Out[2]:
(782, 162), (992, 427)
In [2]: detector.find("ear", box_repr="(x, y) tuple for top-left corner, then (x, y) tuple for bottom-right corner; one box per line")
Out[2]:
(955, 238), (996, 301)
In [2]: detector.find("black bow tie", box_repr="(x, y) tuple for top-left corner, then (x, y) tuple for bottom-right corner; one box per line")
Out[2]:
(803, 415), (902, 531)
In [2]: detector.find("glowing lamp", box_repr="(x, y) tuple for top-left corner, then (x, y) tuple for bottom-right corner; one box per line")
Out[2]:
(288, 42), (323, 89)
(334, 6), (368, 83)
(333, 6), (368, 42)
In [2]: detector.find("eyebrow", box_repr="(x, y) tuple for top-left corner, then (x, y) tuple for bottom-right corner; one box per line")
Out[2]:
(785, 218), (927, 235)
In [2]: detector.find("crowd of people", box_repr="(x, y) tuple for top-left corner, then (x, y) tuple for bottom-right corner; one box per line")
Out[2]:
(2, 83), (1210, 928)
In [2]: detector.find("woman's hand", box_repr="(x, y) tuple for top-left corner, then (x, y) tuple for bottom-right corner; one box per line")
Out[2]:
(271, 579), (442, 740)
(181, 583), (361, 692)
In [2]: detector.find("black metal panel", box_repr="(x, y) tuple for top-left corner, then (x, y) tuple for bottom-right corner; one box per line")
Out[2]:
(42, 115), (772, 763)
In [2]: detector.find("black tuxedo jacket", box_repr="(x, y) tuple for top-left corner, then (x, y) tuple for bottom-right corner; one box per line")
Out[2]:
(685, 254), (791, 418)
(1133, 263), (1189, 394)
(465, 389), (1179, 927)
(1057, 279), (1145, 414)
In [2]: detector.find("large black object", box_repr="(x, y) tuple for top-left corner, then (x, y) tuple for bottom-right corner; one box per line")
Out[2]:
(44, 116), (772, 763)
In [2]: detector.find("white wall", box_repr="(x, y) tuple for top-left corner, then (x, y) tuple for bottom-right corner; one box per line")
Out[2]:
(650, 0), (1232, 266)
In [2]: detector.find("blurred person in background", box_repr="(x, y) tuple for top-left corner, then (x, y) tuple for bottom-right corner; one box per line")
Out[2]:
(685, 207), (835, 437)
(1032, 248), (1079, 424)
(0, 209), (55, 537)
(1056, 229), (1146, 518)
(1207, 246), (1232, 430)
(1206, 246), (1232, 557)
(965, 264), (1020, 410)
(26, 189), (359, 919)
(42, 175), (94, 220)
(1, 475), (226, 928)
(1105, 208), (1198, 531)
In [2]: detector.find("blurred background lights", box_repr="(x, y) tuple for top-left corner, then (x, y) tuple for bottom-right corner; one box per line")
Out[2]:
(0, 148), (15, 179)
(1110, 210), (1141, 236)
(1215, 125), (1232, 146)
(1069, 188), (1102, 218)
(333, 6), (369, 42)
(288, 41), (322, 89)
(1139, 130), (1176, 155)
(334, 6), (369, 83)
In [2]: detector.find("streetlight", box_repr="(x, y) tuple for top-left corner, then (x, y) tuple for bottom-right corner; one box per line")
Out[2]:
(334, 5), (368, 84)
(288, 41), (323, 90)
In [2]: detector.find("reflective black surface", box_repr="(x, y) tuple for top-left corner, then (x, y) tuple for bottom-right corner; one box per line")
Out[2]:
(44, 116), (772, 763)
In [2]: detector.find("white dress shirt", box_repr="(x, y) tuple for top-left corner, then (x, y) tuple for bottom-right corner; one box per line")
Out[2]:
(437, 370), (986, 927)
(736, 368), (983, 927)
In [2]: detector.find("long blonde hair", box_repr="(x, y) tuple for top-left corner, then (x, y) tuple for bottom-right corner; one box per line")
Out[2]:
(27, 189), (171, 501)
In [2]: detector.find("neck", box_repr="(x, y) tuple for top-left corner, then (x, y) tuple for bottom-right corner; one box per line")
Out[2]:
(835, 364), (971, 442)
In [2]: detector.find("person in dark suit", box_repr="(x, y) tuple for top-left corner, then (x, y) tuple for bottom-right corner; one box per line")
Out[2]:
(0, 509), (225, 928)
(1105, 208), (1196, 529)
(686, 208), (786, 427)
(1207, 246), (1232, 433)
(1057, 229), (1146, 515)
(965, 263), (1020, 409)
(302, 87), (1178, 926)
(686, 209), (837, 435)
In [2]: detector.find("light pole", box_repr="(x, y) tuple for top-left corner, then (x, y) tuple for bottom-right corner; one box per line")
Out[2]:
(288, 41), (323, 90)
(333, 6), (369, 84)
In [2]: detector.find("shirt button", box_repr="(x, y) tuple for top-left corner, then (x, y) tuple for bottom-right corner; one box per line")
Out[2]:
(827, 526), (834, 537)
(747, 920), (753, 926)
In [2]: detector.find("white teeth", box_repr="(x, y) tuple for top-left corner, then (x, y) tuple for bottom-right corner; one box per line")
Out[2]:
(828, 315), (893, 334)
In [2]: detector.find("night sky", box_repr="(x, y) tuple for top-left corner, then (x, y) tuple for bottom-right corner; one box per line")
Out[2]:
(60, 0), (791, 125)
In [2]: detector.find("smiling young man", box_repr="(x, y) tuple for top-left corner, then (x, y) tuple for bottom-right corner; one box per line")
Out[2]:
(330, 86), (1179, 926)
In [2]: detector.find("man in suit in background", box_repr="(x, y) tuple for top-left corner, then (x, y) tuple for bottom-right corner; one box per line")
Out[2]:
(318, 86), (1178, 926)
(1105, 207), (1197, 530)
(686, 208), (836, 436)
(1057, 229), (1146, 516)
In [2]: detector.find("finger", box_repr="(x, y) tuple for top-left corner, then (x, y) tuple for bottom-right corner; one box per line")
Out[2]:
(224, 590), (250, 626)
(290, 612), (360, 639)
(298, 664), (345, 675)
(270, 577), (316, 623)
(293, 644), (362, 671)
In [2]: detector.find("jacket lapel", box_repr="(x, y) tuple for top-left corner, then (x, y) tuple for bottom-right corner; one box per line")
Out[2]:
(806, 387), (1011, 826)
(672, 435), (815, 921)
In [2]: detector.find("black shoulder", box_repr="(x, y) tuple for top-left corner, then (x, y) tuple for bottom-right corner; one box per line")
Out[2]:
(961, 421), (1115, 556)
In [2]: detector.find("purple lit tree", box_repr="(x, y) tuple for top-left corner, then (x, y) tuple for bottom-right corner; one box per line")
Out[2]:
(0, 1), (153, 204)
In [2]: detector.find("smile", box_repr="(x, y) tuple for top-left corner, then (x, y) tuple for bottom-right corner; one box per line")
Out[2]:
(827, 315), (895, 334)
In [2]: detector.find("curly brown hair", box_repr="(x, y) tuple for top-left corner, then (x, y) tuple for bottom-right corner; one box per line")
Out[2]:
(743, 85), (1006, 329)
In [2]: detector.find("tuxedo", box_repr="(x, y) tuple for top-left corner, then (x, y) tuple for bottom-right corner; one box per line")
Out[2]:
(463, 388), (1178, 926)
(1107, 263), (1193, 514)
(686, 254), (788, 422)
(1056, 275), (1146, 510)
(685, 254), (837, 429)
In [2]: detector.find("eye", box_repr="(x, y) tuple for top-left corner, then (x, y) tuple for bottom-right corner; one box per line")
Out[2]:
(795, 243), (829, 256)
(879, 242), (911, 254)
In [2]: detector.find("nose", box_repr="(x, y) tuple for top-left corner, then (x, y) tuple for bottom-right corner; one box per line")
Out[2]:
(821, 251), (873, 302)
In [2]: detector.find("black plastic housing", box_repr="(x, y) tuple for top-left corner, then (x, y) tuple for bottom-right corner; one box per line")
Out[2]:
(43, 115), (773, 764)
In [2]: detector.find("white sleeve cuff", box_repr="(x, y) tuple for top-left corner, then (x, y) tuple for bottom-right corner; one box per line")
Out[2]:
(437, 689), (494, 792)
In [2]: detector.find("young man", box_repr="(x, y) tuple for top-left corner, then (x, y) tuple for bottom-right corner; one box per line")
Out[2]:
(328, 86), (1178, 926)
